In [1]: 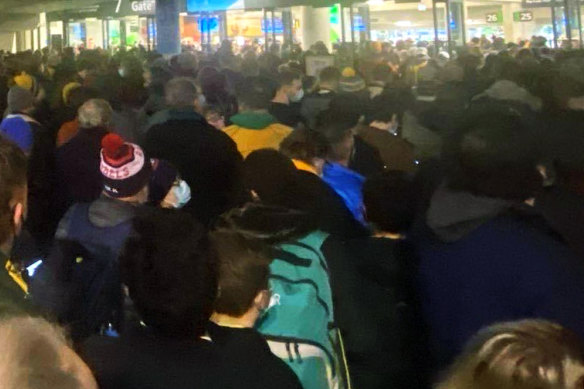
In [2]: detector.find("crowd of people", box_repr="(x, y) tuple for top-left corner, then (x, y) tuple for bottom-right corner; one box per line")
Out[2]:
(1, 37), (584, 389)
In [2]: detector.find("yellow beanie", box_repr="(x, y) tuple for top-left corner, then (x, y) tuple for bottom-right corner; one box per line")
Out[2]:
(62, 82), (82, 105)
(13, 72), (34, 91)
(341, 67), (356, 78)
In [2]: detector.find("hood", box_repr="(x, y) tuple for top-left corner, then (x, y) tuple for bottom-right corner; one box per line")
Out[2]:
(215, 203), (317, 244)
(230, 112), (276, 130)
(480, 80), (542, 111)
(148, 107), (207, 128)
(426, 183), (511, 242)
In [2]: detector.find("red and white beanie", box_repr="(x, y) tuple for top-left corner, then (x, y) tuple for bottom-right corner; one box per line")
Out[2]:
(100, 134), (152, 198)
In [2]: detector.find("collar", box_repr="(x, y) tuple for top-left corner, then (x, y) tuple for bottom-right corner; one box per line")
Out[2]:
(293, 159), (318, 175)
(5, 260), (27, 294)
(230, 112), (276, 130)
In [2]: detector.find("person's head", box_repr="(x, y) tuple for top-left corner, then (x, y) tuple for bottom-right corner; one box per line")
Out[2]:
(165, 77), (204, 112)
(120, 208), (218, 339)
(437, 320), (584, 389)
(203, 105), (226, 130)
(318, 66), (341, 92)
(78, 99), (113, 129)
(244, 149), (299, 204)
(363, 171), (415, 235)
(0, 316), (97, 389)
(100, 134), (152, 203)
(279, 128), (329, 175)
(275, 69), (303, 104)
(365, 92), (400, 133)
(447, 110), (542, 201)
(0, 137), (27, 253)
(317, 110), (359, 166)
(236, 76), (276, 111)
(76, 58), (96, 80)
(210, 231), (271, 325)
(7, 86), (34, 114)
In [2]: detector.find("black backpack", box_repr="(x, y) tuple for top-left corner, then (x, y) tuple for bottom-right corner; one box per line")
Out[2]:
(31, 203), (132, 342)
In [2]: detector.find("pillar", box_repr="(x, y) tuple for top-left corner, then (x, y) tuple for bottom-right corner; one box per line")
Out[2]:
(300, 6), (331, 51)
(502, 3), (537, 44)
(155, 0), (181, 55)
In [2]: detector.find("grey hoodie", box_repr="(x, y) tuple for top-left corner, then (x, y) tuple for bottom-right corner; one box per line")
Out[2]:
(426, 184), (511, 242)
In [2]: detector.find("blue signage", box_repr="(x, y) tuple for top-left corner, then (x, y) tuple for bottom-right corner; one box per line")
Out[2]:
(198, 16), (219, 32)
(261, 18), (284, 34)
(187, 0), (240, 12)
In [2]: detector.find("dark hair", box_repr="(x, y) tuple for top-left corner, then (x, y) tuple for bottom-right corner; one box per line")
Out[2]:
(244, 149), (298, 204)
(210, 231), (270, 317)
(165, 77), (198, 108)
(67, 87), (100, 111)
(318, 66), (341, 85)
(0, 137), (27, 245)
(365, 91), (400, 124)
(120, 208), (218, 339)
(280, 128), (329, 163)
(276, 69), (302, 88)
(236, 76), (276, 110)
(447, 111), (542, 201)
(363, 171), (415, 233)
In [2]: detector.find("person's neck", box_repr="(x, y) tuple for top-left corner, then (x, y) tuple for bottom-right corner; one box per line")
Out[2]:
(568, 96), (584, 110)
(272, 90), (290, 105)
(210, 311), (258, 329)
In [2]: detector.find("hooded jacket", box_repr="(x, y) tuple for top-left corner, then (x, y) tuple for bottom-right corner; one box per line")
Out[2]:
(415, 184), (584, 372)
(144, 107), (246, 225)
(224, 112), (293, 158)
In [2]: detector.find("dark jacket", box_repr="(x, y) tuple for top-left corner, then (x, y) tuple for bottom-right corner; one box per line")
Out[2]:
(414, 184), (584, 372)
(207, 322), (303, 389)
(56, 127), (108, 210)
(269, 102), (304, 128)
(81, 325), (240, 389)
(301, 89), (335, 129)
(357, 126), (417, 173)
(143, 108), (246, 225)
(322, 237), (428, 389)
(4, 114), (57, 251)
(350, 136), (386, 177)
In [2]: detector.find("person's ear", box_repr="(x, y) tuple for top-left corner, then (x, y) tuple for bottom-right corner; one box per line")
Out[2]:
(12, 202), (24, 236)
(253, 289), (271, 311)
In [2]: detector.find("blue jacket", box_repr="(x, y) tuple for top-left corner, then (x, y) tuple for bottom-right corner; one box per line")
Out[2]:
(322, 163), (366, 225)
(415, 185), (584, 372)
(0, 113), (36, 152)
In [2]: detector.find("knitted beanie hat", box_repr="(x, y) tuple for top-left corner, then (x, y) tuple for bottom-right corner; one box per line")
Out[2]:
(100, 134), (152, 198)
(339, 67), (365, 93)
(7, 86), (34, 113)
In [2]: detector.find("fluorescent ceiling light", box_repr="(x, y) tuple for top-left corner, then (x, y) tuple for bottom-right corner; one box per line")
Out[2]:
(395, 20), (413, 27)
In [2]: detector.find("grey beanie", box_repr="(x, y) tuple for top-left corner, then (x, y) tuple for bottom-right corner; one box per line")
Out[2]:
(7, 86), (34, 113)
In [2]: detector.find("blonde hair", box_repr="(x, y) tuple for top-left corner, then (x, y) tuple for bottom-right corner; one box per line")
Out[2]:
(436, 320), (584, 389)
(0, 316), (97, 389)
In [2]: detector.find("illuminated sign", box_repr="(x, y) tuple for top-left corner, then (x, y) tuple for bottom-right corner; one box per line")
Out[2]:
(513, 10), (534, 21)
(115, 0), (156, 15)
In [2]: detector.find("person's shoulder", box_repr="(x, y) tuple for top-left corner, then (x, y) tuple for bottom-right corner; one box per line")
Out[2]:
(268, 122), (293, 135)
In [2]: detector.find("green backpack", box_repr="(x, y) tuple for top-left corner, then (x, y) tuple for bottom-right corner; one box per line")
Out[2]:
(256, 231), (351, 389)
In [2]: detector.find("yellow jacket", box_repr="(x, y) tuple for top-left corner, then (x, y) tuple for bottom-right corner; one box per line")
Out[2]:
(224, 112), (292, 158)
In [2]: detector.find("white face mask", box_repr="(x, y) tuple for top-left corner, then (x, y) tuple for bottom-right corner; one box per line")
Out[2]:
(161, 180), (192, 209)
(197, 94), (207, 108)
(118, 68), (126, 78)
(290, 88), (304, 103)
